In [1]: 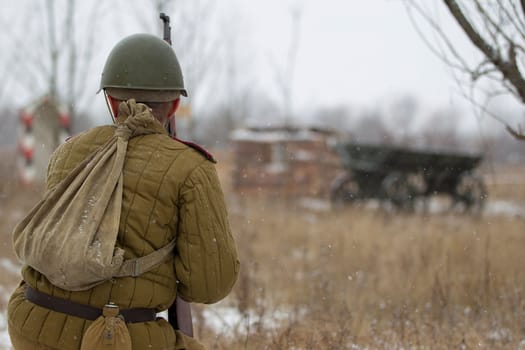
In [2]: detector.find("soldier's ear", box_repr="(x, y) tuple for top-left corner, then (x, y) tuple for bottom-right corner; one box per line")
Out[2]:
(107, 95), (122, 122)
(168, 98), (180, 117)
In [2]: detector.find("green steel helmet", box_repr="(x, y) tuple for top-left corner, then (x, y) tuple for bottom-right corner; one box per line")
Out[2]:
(100, 33), (187, 100)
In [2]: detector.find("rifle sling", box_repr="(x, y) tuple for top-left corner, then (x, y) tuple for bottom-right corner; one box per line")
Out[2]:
(115, 238), (176, 277)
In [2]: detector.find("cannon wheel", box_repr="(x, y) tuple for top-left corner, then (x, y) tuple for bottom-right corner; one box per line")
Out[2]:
(330, 173), (360, 208)
(453, 173), (487, 213)
(381, 172), (422, 212)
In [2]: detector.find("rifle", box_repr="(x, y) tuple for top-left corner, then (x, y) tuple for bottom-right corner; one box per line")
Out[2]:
(160, 12), (193, 337)
(160, 12), (177, 138)
(168, 296), (194, 337)
(160, 12), (172, 45)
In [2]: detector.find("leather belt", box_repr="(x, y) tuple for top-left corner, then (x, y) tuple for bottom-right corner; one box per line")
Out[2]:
(24, 285), (157, 324)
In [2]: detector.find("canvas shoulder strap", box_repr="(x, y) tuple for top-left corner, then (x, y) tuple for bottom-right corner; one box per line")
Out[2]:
(13, 100), (175, 291)
(115, 239), (176, 277)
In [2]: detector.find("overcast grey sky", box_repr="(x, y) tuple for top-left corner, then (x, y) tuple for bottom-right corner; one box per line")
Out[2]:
(228, 0), (523, 133)
(1, 0), (521, 133)
(245, 0), (458, 108)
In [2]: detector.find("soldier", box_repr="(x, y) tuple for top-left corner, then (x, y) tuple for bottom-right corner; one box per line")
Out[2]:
(7, 33), (239, 350)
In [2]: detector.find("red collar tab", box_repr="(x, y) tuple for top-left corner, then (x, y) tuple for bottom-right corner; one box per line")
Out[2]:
(173, 137), (216, 163)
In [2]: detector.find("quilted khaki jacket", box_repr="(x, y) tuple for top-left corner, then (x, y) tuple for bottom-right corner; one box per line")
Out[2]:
(8, 120), (239, 350)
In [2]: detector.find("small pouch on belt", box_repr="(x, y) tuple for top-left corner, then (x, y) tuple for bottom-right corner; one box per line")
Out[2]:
(80, 303), (132, 350)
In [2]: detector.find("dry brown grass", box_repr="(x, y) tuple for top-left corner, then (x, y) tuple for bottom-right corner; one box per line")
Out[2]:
(1, 155), (525, 349)
(0, 179), (44, 310)
(196, 159), (525, 349)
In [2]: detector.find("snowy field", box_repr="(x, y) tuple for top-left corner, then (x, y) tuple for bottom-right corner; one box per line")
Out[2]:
(0, 313), (9, 350)
(0, 180), (524, 349)
(0, 258), (19, 349)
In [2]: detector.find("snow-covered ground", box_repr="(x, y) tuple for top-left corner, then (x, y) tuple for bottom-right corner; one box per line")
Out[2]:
(0, 312), (10, 350)
(0, 258), (18, 349)
(298, 196), (525, 218)
(202, 304), (306, 336)
(486, 199), (525, 217)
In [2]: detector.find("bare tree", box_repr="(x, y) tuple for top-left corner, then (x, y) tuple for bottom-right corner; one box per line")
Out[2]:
(404, 0), (525, 139)
(387, 95), (420, 145)
(269, 3), (304, 126)
(0, 52), (17, 106)
(310, 105), (353, 132)
(172, 0), (221, 139)
(0, 0), (104, 127)
(420, 107), (462, 151)
(352, 108), (392, 144)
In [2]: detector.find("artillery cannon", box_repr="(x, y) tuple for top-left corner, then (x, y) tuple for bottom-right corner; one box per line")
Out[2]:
(330, 142), (487, 212)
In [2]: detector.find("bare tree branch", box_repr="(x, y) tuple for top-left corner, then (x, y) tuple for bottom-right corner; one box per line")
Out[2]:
(473, 1), (502, 50)
(404, 1), (471, 72)
(506, 124), (525, 140)
(75, 2), (106, 113)
(502, 1), (525, 41)
(46, 0), (59, 98)
(5, 1), (51, 86)
(0, 0), (111, 128)
(65, 0), (77, 115)
(444, 0), (525, 103)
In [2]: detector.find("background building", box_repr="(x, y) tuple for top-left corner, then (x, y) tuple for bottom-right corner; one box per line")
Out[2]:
(230, 126), (342, 198)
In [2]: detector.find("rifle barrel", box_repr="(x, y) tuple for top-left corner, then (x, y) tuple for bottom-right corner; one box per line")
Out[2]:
(159, 13), (172, 45)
